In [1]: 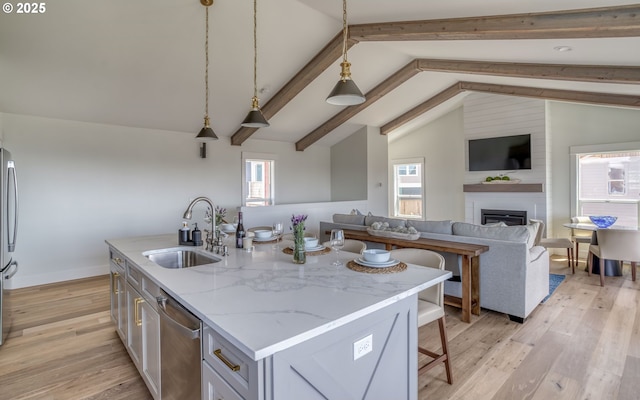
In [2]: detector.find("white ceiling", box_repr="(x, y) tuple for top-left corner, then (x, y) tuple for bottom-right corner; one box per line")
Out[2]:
(1, 0), (639, 148)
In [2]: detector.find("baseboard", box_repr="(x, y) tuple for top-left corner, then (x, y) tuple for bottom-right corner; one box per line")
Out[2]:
(6, 264), (110, 289)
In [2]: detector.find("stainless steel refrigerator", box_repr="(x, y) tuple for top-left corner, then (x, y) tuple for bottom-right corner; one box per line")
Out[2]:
(0, 149), (18, 346)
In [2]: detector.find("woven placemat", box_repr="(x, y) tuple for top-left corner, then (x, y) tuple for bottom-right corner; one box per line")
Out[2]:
(282, 246), (332, 256)
(346, 260), (407, 274)
(252, 238), (279, 245)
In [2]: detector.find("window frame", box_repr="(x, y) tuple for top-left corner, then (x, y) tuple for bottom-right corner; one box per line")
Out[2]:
(241, 152), (276, 207)
(389, 157), (425, 220)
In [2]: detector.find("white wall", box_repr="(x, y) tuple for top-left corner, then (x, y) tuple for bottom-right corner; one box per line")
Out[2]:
(547, 102), (640, 241)
(331, 127), (367, 201)
(388, 108), (465, 221)
(2, 113), (332, 288)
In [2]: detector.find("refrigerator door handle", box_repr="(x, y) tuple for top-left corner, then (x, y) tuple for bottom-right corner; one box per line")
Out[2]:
(4, 260), (18, 280)
(7, 161), (17, 252)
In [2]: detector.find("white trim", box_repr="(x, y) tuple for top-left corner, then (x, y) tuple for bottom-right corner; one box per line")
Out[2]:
(389, 157), (425, 219)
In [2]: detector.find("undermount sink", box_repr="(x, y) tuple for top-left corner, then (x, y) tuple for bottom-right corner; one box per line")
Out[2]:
(143, 247), (220, 269)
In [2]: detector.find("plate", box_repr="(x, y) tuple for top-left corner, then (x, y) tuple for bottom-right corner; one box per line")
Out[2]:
(253, 235), (278, 242)
(289, 244), (325, 252)
(354, 258), (399, 268)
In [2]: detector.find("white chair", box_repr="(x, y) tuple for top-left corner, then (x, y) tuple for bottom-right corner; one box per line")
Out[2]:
(571, 216), (595, 267)
(588, 229), (640, 286)
(389, 248), (452, 384)
(530, 219), (574, 273)
(322, 239), (367, 254)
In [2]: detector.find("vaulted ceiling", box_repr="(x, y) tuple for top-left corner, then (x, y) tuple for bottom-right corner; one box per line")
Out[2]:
(1, 0), (639, 149)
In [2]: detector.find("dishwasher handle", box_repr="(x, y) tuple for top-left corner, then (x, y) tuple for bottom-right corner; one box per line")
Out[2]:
(156, 296), (200, 340)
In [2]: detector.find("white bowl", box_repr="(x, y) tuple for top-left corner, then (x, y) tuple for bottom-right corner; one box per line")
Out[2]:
(219, 223), (235, 232)
(362, 249), (391, 263)
(304, 237), (319, 249)
(253, 229), (272, 239)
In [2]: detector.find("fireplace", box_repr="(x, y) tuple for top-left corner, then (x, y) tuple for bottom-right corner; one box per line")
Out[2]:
(481, 209), (527, 226)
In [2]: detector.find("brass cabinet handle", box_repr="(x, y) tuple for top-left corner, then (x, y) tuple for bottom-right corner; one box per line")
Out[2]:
(134, 297), (145, 326)
(111, 272), (120, 295)
(214, 349), (240, 372)
(112, 257), (123, 265)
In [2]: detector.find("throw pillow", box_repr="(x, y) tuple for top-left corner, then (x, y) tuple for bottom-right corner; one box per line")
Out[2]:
(452, 222), (533, 247)
(333, 213), (366, 225)
(407, 220), (453, 235)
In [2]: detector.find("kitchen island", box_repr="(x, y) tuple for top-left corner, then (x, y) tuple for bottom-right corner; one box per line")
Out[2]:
(107, 234), (451, 400)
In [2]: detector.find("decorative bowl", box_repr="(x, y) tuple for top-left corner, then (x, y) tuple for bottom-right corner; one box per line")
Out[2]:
(362, 249), (391, 263)
(589, 215), (617, 228)
(219, 223), (236, 232)
(253, 229), (273, 239)
(304, 237), (319, 249)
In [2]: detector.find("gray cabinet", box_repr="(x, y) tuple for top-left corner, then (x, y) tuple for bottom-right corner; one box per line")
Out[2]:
(109, 249), (127, 342)
(125, 265), (161, 400)
(271, 295), (417, 400)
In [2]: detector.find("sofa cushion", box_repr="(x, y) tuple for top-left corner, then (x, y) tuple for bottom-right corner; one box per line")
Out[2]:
(364, 215), (406, 228)
(452, 222), (536, 247)
(407, 220), (453, 235)
(333, 213), (365, 225)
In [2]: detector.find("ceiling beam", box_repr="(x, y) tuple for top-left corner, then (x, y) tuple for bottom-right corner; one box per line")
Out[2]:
(459, 81), (640, 108)
(381, 81), (640, 135)
(295, 61), (421, 151)
(380, 83), (464, 135)
(230, 32), (356, 146)
(232, 4), (640, 147)
(417, 59), (640, 84)
(350, 5), (640, 41)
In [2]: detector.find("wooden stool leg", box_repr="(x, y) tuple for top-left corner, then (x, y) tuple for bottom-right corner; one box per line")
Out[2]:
(570, 248), (575, 274)
(632, 261), (637, 282)
(438, 317), (452, 385)
(599, 258), (605, 286)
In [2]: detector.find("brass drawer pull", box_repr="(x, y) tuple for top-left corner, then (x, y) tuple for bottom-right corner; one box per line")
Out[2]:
(214, 349), (240, 372)
(112, 257), (123, 265)
(111, 272), (120, 295)
(134, 297), (145, 326)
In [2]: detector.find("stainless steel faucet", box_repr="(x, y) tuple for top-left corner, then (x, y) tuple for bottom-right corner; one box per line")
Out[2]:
(182, 197), (215, 251)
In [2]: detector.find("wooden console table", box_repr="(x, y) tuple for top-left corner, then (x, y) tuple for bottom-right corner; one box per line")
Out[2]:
(341, 229), (489, 323)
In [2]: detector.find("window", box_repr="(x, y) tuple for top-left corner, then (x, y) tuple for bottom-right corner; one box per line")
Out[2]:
(242, 152), (275, 206)
(391, 158), (424, 219)
(574, 149), (640, 227)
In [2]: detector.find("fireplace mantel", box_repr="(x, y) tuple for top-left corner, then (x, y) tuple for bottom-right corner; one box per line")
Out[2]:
(463, 183), (543, 193)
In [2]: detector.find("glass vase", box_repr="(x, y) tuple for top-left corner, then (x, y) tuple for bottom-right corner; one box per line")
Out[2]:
(293, 228), (306, 264)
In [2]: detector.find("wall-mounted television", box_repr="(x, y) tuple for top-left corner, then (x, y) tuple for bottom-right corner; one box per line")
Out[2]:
(467, 134), (531, 171)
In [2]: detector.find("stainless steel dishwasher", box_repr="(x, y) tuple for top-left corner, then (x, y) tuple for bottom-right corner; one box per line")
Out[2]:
(156, 289), (202, 400)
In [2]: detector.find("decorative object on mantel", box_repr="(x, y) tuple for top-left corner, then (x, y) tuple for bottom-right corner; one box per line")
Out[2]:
(291, 214), (307, 264)
(240, 0), (269, 128)
(195, 0), (219, 142)
(367, 222), (420, 240)
(326, 0), (365, 106)
(463, 183), (543, 193)
(482, 178), (522, 184)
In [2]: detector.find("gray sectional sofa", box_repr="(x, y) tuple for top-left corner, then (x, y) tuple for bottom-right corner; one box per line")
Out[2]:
(320, 214), (550, 322)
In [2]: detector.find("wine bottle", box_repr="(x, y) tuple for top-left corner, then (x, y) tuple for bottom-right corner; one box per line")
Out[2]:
(235, 212), (245, 248)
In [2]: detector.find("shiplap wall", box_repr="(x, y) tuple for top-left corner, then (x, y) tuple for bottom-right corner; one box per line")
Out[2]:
(463, 93), (549, 228)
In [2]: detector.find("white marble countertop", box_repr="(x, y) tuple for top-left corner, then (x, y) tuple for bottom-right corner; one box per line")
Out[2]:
(106, 234), (451, 361)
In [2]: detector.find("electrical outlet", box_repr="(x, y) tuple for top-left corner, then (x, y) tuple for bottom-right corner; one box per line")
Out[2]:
(353, 334), (373, 360)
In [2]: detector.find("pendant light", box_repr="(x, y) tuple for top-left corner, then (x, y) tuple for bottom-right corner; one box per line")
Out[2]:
(241, 0), (269, 128)
(196, 0), (218, 141)
(326, 0), (365, 106)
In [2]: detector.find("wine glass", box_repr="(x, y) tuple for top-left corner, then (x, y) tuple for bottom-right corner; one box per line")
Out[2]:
(330, 229), (345, 266)
(272, 222), (284, 250)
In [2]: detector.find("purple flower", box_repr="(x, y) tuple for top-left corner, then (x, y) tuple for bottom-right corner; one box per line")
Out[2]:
(291, 214), (307, 228)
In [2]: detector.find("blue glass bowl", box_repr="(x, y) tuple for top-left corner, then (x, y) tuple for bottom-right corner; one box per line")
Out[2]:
(589, 215), (617, 228)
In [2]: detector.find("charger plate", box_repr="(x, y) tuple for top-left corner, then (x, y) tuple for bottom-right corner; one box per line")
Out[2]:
(346, 260), (407, 274)
(282, 247), (331, 256)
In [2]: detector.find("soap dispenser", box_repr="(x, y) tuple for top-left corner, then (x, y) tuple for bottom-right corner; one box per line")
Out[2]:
(192, 223), (203, 246)
(178, 221), (191, 245)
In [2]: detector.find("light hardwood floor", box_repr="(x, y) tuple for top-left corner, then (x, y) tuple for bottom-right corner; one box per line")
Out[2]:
(0, 256), (638, 400)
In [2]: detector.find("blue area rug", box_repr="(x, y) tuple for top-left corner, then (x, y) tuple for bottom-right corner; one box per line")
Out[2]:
(542, 274), (566, 303)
